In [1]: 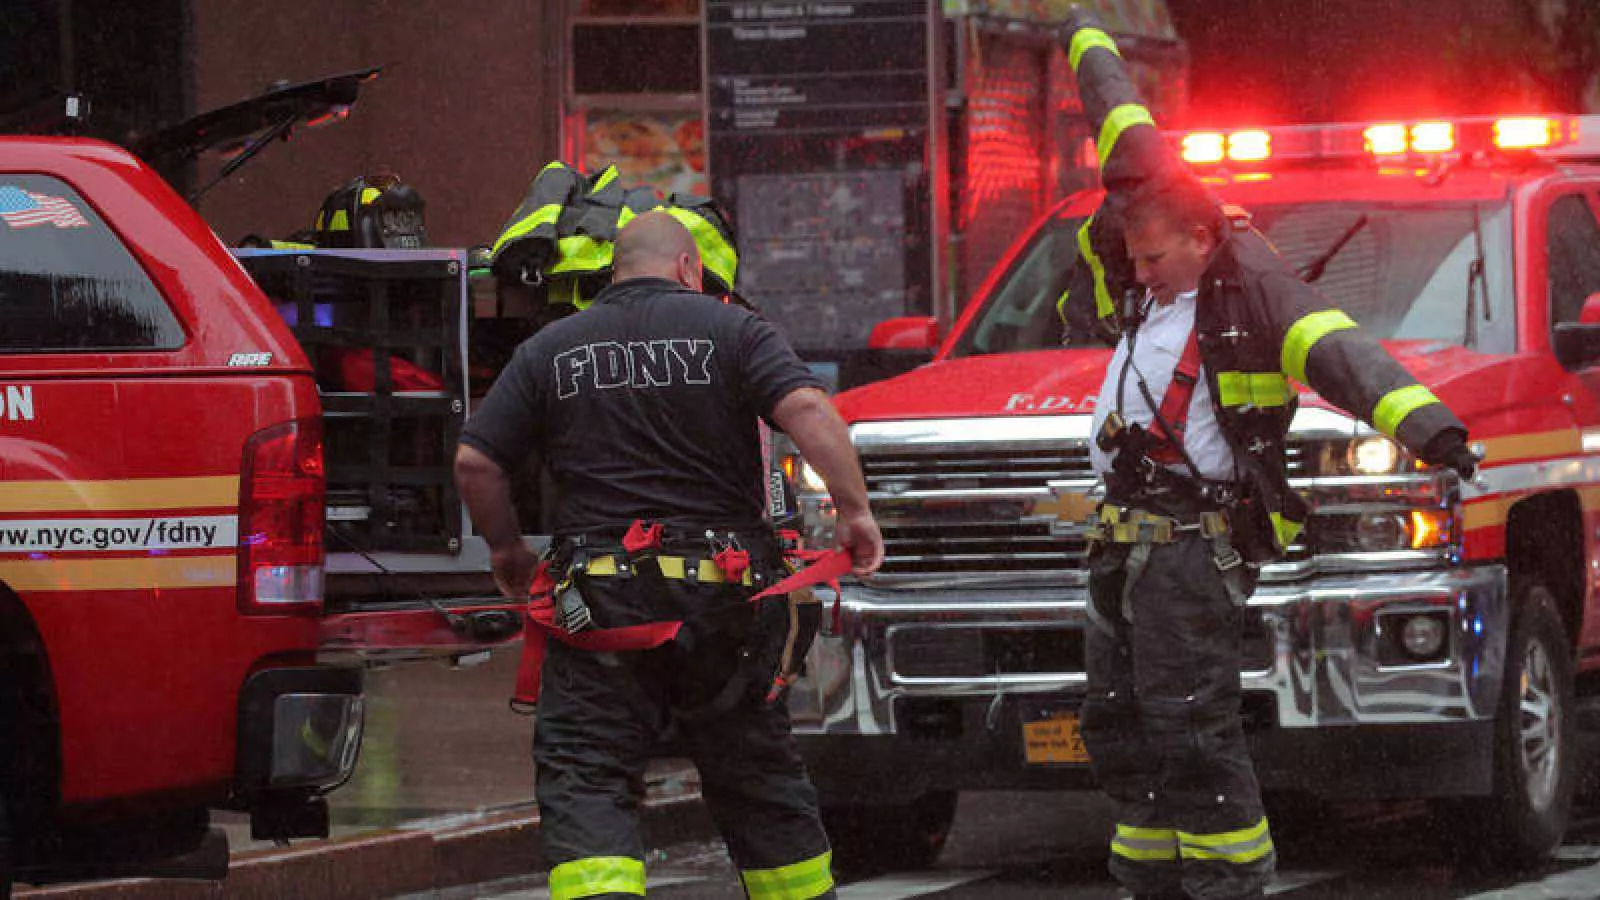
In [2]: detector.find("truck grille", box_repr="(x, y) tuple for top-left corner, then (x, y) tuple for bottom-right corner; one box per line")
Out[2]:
(865, 446), (1092, 581)
(856, 418), (1308, 585)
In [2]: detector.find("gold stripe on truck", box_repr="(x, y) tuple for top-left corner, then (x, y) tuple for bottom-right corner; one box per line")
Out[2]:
(0, 557), (235, 591)
(0, 477), (239, 513)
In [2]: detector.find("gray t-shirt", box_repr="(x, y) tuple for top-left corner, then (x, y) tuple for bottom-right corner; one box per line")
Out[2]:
(460, 277), (823, 535)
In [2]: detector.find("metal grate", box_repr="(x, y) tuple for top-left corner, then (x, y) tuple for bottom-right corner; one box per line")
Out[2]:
(863, 437), (1308, 582)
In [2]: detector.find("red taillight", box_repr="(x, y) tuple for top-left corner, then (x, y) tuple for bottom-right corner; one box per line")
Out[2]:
(239, 418), (325, 614)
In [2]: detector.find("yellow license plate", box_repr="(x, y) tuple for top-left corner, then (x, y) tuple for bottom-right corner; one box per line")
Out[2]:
(1023, 712), (1090, 765)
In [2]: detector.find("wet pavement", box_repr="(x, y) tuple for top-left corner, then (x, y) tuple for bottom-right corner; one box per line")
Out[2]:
(214, 649), (693, 853)
(391, 792), (1600, 899)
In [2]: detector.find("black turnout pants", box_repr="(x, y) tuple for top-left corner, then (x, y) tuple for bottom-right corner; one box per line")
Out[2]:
(534, 576), (835, 900)
(1082, 535), (1274, 900)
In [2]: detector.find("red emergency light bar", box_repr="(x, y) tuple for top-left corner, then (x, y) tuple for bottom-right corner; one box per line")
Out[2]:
(1172, 116), (1582, 168)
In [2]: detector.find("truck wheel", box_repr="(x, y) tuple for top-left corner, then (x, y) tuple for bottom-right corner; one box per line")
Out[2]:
(1435, 582), (1575, 869)
(821, 790), (957, 873)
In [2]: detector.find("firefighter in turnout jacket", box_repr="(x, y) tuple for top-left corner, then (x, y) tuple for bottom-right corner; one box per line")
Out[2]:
(1057, 12), (1478, 900)
(456, 211), (884, 899)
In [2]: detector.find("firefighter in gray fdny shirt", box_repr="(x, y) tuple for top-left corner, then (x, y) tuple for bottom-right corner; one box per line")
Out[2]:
(455, 212), (883, 899)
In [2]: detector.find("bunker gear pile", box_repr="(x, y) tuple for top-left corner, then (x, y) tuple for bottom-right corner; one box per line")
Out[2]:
(489, 162), (741, 310)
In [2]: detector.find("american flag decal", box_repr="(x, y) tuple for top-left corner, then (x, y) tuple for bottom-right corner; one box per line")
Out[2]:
(0, 186), (89, 229)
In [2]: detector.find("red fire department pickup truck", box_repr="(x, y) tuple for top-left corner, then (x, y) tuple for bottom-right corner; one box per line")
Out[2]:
(785, 114), (1600, 869)
(0, 137), (369, 891)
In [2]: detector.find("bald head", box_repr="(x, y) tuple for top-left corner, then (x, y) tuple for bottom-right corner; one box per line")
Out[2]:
(613, 210), (703, 291)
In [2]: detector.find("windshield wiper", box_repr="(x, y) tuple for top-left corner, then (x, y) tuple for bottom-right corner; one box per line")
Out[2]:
(1464, 204), (1489, 349)
(1299, 214), (1370, 284)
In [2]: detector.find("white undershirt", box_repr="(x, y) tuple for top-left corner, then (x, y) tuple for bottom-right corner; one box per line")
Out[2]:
(1089, 291), (1238, 482)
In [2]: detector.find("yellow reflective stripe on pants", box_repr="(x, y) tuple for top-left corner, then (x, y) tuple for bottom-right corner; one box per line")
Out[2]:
(740, 850), (834, 900)
(491, 203), (563, 257)
(1280, 309), (1358, 384)
(1216, 371), (1293, 408)
(1098, 104), (1157, 168)
(1069, 27), (1121, 70)
(548, 856), (646, 899)
(662, 206), (738, 288)
(1112, 824), (1178, 862)
(1077, 218), (1115, 323)
(1178, 817), (1274, 863)
(1373, 383), (1442, 439)
(1269, 512), (1302, 551)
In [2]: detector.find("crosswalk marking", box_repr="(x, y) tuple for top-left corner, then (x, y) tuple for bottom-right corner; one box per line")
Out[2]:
(1266, 870), (1344, 894)
(1458, 857), (1600, 900)
(837, 870), (995, 899)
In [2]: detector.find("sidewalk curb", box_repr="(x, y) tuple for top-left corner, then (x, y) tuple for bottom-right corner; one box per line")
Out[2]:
(19, 790), (716, 900)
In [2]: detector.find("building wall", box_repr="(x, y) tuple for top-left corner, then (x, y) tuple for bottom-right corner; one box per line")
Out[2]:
(190, 1), (563, 248)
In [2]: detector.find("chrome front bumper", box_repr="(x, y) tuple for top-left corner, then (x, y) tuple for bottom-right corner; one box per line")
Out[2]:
(789, 564), (1508, 800)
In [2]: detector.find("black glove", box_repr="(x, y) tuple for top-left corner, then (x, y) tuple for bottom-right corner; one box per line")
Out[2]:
(1422, 431), (1478, 481)
(1442, 443), (1480, 481)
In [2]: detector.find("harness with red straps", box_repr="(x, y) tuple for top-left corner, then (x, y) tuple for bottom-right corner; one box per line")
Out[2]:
(511, 521), (852, 710)
(1143, 325), (1203, 464)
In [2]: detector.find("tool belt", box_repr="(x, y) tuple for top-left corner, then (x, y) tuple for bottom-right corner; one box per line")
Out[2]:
(1085, 501), (1253, 636)
(512, 519), (850, 715)
(1085, 504), (1230, 546)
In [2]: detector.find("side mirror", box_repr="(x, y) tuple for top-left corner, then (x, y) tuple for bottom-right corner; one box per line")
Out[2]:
(1554, 323), (1600, 370)
(1581, 291), (1600, 324)
(868, 316), (940, 351)
(1554, 292), (1600, 369)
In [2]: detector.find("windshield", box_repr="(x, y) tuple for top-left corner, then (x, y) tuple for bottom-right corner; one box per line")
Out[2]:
(950, 199), (1515, 358)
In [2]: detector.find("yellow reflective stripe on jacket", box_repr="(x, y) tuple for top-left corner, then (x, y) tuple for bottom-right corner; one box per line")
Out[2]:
(740, 850), (834, 900)
(1055, 288), (1072, 325)
(1216, 371), (1293, 408)
(548, 856), (646, 899)
(491, 203), (563, 258)
(1281, 309), (1358, 384)
(359, 187), (382, 205)
(1098, 104), (1157, 168)
(662, 206), (738, 288)
(589, 165), (620, 193)
(549, 234), (613, 274)
(1178, 817), (1274, 864)
(1373, 384), (1442, 439)
(1269, 512), (1302, 551)
(1077, 218), (1115, 322)
(328, 209), (351, 232)
(1068, 27), (1121, 70)
(1111, 824), (1179, 862)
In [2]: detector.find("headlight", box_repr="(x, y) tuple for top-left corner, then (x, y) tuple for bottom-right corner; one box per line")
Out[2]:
(798, 460), (828, 493)
(1309, 505), (1455, 554)
(1347, 436), (1402, 475)
(1306, 436), (1409, 476)
(783, 454), (837, 548)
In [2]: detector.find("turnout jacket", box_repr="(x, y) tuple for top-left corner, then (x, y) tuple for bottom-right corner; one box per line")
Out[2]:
(490, 162), (740, 309)
(1059, 12), (1468, 559)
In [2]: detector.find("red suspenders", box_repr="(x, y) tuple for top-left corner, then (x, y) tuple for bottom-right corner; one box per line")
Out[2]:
(1145, 325), (1203, 464)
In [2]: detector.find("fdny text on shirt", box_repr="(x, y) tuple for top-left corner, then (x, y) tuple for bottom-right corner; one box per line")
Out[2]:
(556, 340), (716, 399)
